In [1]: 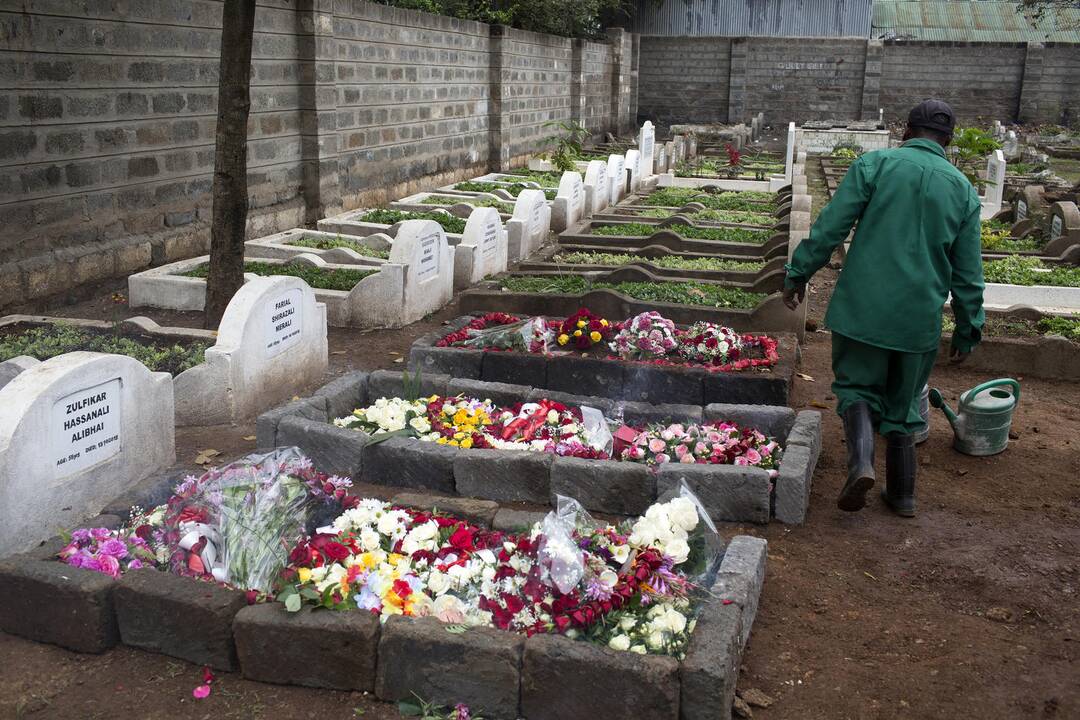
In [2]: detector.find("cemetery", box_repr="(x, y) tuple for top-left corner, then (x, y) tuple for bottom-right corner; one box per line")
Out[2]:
(0, 1), (1078, 718)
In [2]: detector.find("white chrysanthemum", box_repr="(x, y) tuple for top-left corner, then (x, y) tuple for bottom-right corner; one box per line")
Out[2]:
(667, 496), (700, 533)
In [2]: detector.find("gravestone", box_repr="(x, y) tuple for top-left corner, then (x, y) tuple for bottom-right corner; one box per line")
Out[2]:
(506, 189), (550, 261)
(453, 207), (507, 287)
(981, 150), (1006, 219)
(0, 352), (175, 554)
(551, 171), (586, 232)
(1045, 201), (1080, 254)
(784, 122), (796, 182)
(175, 276), (329, 425)
(389, 220), (455, 321)
(624, 149), (642, 193)
(1002, 131), (1020, 161)
(672, 135), (685, 163)
(638, 121), (655, 177)
(656, 144), (667, 175)
(687, 135), (697, 159)
(607, 154), (627, 205)
(583, 160), (610, 216)
(664, 141), (675, 170)
(1016, 185), (1046, 222)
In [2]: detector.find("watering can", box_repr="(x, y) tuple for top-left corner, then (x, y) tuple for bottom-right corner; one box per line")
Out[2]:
(928, 378), (1020, 456)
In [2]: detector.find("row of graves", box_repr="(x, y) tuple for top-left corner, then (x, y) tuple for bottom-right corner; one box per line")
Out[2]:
(814, 124), (1080, 382)
(0, 120), (818, 719)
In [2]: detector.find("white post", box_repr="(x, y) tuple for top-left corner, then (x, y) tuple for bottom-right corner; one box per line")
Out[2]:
(784, 122), (796, 182)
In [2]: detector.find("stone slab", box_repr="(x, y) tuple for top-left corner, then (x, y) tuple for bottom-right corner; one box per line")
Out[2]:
(390, 492), (500, 527)
(277, 415), (367, 480)
(550, 456), (655, 516)
(453, 449), (553, 505)
(656, 464), (771, 524)
(360, 436), (456, 494)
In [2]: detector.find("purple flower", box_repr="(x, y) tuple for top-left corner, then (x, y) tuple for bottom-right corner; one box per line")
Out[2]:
(89, 528), (112, 541)
(128, 558), (144, 570)
(98, 538), (129, 558)
(584, 577), (613, 601)
(70, 528), (91, 544)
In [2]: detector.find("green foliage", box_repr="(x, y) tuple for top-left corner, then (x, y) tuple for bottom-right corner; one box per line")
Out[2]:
(950, 127), (1004, 189)
(508, 168), (571, 185)
(500, 275), (765, 309)
(983, 255), (1080, 287)
(0, 323), (208, 375)
(183, 261), (375, 291)
(639, 187), (775, 212)
(590, 222), (769, 244)
(1037, 315), (1080, 341)
(944, 312), (1080, 343)
(420, 195), (515, 213)
(454, 181), (557, 200)
(980, 220), (1041, 252)
(831, 143), (862, 160)
(375, 0), (636, 39)
(288, 235), (391, 259)
(552, 251), (763, 272)
(639, 207), (774, 225)
(541, 120), (589, 171)
(357, 209), (467, 234)
(674, 157), (783, 180)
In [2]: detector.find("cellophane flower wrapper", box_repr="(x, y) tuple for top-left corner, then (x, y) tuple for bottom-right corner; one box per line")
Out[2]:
(655, 481), (724, 586)
(447, 317), (552, 353)
(538, 495), (594, 594)
(166, 447), (348, 592)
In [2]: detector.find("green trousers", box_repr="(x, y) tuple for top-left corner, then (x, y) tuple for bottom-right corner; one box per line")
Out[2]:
(831, 333), (938, 436)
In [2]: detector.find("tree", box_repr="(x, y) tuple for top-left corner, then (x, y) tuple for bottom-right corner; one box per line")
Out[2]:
(1017, 0), (1080, 31)
(204, 0), (258, 327)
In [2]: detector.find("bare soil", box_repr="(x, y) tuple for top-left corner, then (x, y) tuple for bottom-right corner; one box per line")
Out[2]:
(2, 162), (1078, 720)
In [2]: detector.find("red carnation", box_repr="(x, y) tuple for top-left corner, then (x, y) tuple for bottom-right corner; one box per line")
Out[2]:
(323, 542), (350, 562)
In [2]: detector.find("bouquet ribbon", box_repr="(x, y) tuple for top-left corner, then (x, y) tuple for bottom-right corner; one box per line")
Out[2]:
(499, 400), (560, 442)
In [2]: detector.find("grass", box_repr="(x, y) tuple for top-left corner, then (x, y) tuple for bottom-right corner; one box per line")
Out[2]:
(674, 158), (785, 179)
(638, 187), (775, 212)
(942, 313), (1080, 343)
(356, 209), (466, 234)
(591, 222), (769, 244)
(182, 261), (375, 292)
(419, 195), (515, 213)
(981, 220), (1041, 253)
(507, 168), (571, 185)
(983, 255), (1080, 287)
(453, 181), (557, 200)
(500, 275), (765, 309)
(638, 208), (774, 225)
(551, 251), (764, 273)
(288, 235), (390, 259)
(0, 323), (207, 375)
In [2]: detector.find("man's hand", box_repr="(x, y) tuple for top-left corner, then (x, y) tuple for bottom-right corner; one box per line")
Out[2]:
(949, 345), (970, 364)
(783, 282), (806, 311)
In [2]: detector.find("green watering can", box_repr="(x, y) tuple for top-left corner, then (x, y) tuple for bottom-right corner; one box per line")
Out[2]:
(928, 378), (1020, 456)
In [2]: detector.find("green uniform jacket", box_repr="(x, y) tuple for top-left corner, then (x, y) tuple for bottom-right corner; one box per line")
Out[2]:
(785, 138), (985, 354)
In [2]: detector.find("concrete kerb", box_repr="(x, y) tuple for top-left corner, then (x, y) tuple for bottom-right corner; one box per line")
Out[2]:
(262, 370), (821, 525)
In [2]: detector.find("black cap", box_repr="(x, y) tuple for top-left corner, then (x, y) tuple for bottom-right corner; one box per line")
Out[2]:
(907, 99), (956, 134)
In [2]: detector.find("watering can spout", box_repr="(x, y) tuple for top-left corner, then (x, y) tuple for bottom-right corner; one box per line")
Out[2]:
(928, 388), (959, 432)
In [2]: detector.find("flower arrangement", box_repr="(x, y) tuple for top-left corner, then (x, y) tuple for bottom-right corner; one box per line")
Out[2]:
(276, 494), (714, 660)
(334, 397), (431, 435)
(620, 421), (780, 476)
(556, 307), (611, 350)
(609, 311), (679, 360)
(677, 322), (743, 365)
(428, 396), (496, 449)
(59, 525), (158, 578)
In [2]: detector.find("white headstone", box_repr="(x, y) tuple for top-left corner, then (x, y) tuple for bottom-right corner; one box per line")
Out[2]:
(173, 276), (329, 425)
(0, 352), (175, 554)
(583, 160), (609, 216)
(624, 149), (641, 192)
(656, 145), (667, 174)
(551, 171), (586, 231)
(784, 122), (796, 182)
(454, 207), (507, 287)
(1003, 131), (1020, 161)
(389, 219), (454, 320)
(607, 154), (627, 205)
(982, 150), (1006, 215)
(506, 189), (550, 261)
(638, 121), (655, 177)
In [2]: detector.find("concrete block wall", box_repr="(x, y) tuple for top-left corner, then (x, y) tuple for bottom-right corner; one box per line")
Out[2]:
(637, 35), (1080, 129)
(638, 37), (731, 126)
(1, 1), (638, 308)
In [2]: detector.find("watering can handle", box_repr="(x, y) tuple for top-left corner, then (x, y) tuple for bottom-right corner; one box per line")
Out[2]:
(964, 378), (1021, 406)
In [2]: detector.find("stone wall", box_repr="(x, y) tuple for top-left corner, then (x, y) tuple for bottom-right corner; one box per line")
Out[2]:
(638, 35), (1080, 128)
(0, 1), (636, 309)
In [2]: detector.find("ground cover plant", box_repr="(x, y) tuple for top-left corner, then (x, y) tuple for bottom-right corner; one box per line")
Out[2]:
(982, 255), (1080, 287)
(507, 168), (569, 185)
(499, 275), (765, 309)
(453, 181), (557, 201)
(371, 0), (639, 40)
(438, 309), (780, 372)
(288, 235), (391, 259)
(980, 220), (1042, 252)
(551, 250), (764, 273)
(357, 209), (467, 235)
(590, 222), (770, 244)
(0, 323), (208, 375)
(183, 261), (375, 292)
(942, 313), (1080, 343)
(637, 207), (774, 225)
(637, 187), (775, 212)
(419, 195), (516, 213)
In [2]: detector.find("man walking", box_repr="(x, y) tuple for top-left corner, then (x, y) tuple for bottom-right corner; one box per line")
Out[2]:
(783, 99), (985, 517)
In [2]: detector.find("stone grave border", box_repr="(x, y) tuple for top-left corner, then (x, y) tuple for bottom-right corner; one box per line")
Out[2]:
(246, 227), (391, 265)
(0, 481), (768, 720)
(258, 370), (820, 525)
(592, 205), (780, 229)
(408, 314), (798, 407)
(390, 191), (514, 219)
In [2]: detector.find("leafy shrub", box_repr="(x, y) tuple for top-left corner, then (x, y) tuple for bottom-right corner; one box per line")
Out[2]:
(183, 262), (375, 292)
(1037, 315), (1080, 341)
(982, 255), (1080, 287)
(551, 251), (763, 272)
(373, 0), (637, 39)
(590, 222), (769, 244)
(357, 209), (467, 234)
(420, 195), (515, 213)
(0, 324), (207, 375)
(288, 235), (391, 259)
(541, 120), (588, 171)
(639, 188), (775, 212)
(500, 275), (764, 309)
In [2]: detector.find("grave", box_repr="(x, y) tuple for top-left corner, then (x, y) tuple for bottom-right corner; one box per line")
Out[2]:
(506, 189), (551, 262)
(550, 171), (587, 233)
(638, 121), (655, 178)
(607, 154), (628, 205)
(582, 160), (610, 217)
(129, 221), (454, 328)
(981, 150), (1007, 220)
(624, 149), (642, 193)
(0, 352), (174, 554)
(1003, 131), (1020, 161)
(390, 191), (513, 218)
(246, 228), (391, 265)
(1045, 201), (1080, 255)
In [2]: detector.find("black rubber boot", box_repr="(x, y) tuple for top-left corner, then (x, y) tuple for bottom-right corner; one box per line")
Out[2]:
(837, 401), (876, 512)
(882, 433), (917, 517)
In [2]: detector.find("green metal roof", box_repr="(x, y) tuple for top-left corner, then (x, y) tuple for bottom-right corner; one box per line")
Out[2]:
(872, 1), (1080, 42)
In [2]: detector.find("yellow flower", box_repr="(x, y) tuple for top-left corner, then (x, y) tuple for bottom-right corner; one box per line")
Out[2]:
(358, 552), (379, 569)
(454, 431), (465, 439)
(436, 437), (448, 445)
(558, 334), (569, 345)
(461, 437), (474, 449)
(449, 440), (459, 447)
(600, 318), (609, 326)
(573, 330), (582, 337)
(577, 320), (586, 328)
(387, 553), (405, 565)
(590, 331), (602, 342)
(297, 567), (312, 583)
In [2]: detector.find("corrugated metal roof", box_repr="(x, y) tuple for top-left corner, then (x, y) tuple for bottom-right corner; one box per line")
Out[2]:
(872, 1), (1080, 42)
(628, 0), (873, 38)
